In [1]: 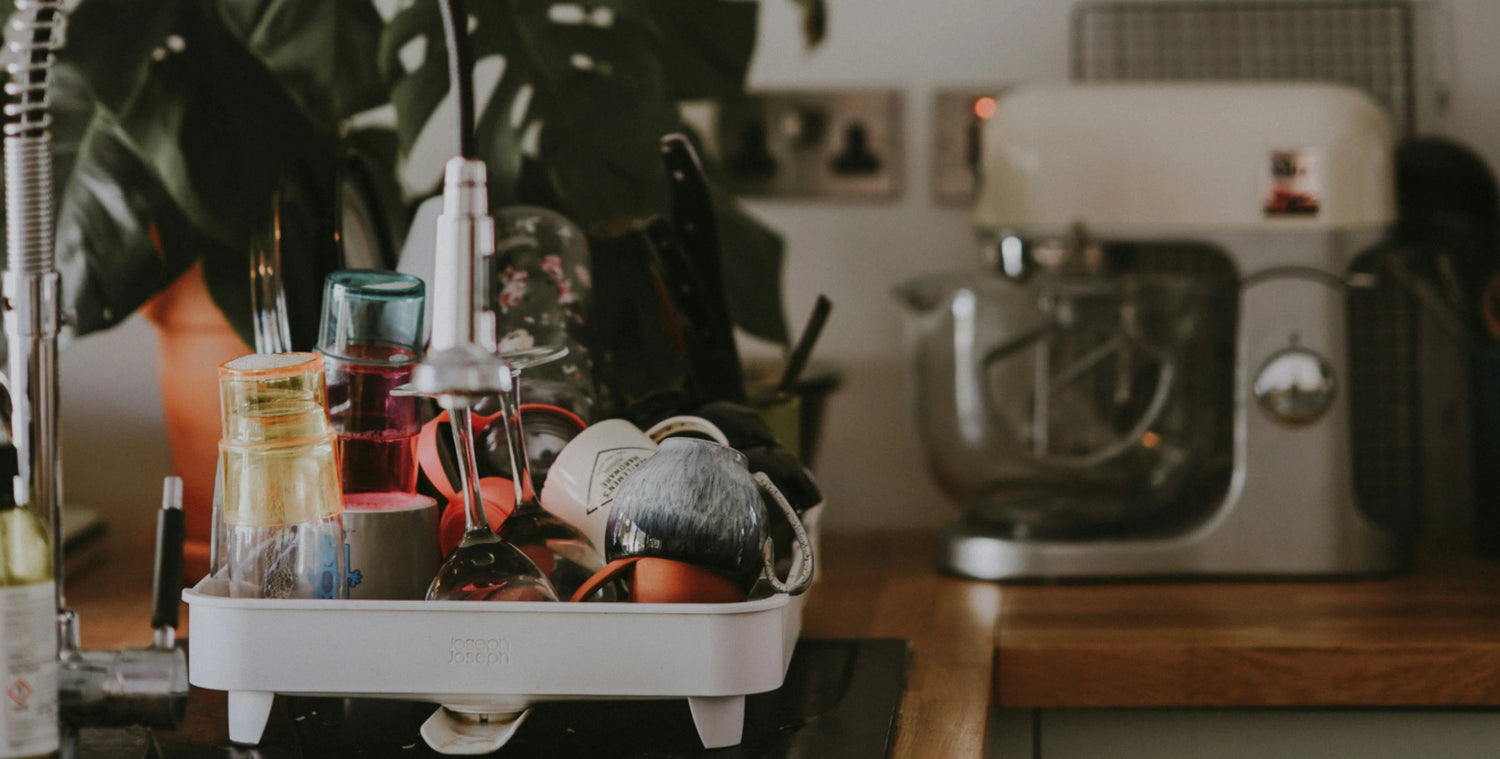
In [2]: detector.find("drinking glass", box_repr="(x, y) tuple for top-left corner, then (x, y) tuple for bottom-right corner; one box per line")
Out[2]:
(493, 206), (597, 421)
(426, 399), (558, 602)
(219, 353), (345, 599)
(492, 346), (610, 600)
(316, 270), (426, 499)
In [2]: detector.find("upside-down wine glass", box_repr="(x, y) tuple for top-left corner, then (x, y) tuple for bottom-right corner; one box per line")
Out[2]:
(493, 346), (610, 600)
(426, 372), (558, 601)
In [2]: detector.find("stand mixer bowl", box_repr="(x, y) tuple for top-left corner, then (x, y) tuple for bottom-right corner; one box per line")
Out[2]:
(895, 270), (1225, 540)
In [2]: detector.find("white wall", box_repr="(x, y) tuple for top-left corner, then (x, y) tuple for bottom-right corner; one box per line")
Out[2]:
(58, 0), (1500, 536)
(740, 0), (1500, 531)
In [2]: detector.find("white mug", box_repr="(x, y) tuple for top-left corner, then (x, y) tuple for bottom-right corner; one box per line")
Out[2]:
(539, 419), (659, 552)
(644, 415), (730, 446)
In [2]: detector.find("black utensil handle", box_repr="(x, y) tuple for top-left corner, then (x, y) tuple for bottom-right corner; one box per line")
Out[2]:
(662, 134), (748, 403)
(152, 478), (186, 631)
(779, 294), (832, 394)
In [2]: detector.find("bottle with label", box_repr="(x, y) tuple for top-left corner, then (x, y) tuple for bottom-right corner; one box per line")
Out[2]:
(1, 456), (59, 758)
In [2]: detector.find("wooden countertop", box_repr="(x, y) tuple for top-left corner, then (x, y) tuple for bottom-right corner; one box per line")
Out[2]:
(803, 531), (1001, 759)
(995, 540), (1500, 708)
(65, 529), (1002, 759)
(69, 528), (1500, 749)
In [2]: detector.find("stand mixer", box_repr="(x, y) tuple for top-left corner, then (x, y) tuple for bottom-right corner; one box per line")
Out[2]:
(899, 82), (1471, 580)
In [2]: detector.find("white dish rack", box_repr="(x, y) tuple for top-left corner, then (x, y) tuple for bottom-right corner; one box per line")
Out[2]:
(183, 506), (821, 754)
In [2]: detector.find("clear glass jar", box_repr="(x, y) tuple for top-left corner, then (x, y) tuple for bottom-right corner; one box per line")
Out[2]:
(218, 352), (345, 598)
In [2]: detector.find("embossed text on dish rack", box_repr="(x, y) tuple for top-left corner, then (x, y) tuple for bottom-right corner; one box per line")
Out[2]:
(448, 637), (510, 666)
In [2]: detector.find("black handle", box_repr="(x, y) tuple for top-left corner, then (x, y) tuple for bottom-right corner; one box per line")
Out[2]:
(779, 294), (832, 394)
(151, 479), (186, 631)
(662, 133), (747, 403)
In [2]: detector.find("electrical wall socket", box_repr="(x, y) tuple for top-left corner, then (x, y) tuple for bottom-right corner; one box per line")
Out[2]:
(716, 89), (902, 200)
(931, 88), (1007, 206)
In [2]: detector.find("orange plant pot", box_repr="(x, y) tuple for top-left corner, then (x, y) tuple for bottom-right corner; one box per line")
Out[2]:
(141, 261), (251, 582)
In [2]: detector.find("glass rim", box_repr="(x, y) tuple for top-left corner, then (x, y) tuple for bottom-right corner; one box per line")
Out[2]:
(325, 269), (425, 298)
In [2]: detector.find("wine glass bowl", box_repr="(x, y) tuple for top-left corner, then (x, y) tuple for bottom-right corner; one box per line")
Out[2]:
(427, 531), (558, 602)
(494, 507), (607, 601)
(493, 347), (612, 601)
(425, 400), (559, 603)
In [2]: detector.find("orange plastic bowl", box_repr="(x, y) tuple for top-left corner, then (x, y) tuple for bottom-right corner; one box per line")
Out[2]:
(437, 476), (516, 557)
(569, 556), (747, 604)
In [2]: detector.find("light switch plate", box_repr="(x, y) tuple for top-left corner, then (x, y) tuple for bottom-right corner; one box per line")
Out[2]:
(716, 89), (902, 200)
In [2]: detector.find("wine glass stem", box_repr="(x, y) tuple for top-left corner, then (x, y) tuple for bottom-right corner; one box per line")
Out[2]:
(448, 404), (492, 536)
(500, 372), (536, 507)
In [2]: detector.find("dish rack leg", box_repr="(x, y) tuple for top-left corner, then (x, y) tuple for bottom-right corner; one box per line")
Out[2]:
(687, 695), (745, 749)
(227, 690), (276, 745)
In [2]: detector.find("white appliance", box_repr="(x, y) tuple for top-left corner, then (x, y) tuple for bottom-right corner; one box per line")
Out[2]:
(908, 83), (1469, 579)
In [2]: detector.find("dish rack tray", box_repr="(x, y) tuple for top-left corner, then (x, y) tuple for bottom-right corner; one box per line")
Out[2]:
(184, 583), (805, 752)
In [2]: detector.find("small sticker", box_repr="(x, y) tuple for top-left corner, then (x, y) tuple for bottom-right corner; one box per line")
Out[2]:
(1263, 148), (1321, 217)
(1, 582), (59, 755)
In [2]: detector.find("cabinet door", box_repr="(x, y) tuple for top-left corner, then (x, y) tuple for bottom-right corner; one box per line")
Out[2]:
(990, 709), (1500, 759)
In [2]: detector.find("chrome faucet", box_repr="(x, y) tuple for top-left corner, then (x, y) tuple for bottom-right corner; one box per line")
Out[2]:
(3, 2), (189, 755)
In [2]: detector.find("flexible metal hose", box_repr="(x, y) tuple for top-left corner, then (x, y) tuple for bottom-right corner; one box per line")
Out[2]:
(4, 0), (66, 611)
(5, 0), (62, 273)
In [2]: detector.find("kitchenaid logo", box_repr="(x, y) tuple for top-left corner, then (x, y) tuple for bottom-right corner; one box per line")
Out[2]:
(1263, 147), (1321, 217)
(448, 637), (510, 666)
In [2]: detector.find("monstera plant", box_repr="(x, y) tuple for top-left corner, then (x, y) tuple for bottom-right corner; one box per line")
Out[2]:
(29, 0), (820, 354)
(12, 0), (822, 571)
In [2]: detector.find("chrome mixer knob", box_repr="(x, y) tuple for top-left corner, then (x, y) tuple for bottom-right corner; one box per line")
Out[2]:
(1252, 347), (1337, 427)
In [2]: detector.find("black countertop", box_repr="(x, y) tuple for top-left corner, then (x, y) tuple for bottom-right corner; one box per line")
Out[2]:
(78, 638), (908, 759)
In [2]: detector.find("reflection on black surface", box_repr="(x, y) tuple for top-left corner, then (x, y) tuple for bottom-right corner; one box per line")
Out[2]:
(104, 639), (906, 759)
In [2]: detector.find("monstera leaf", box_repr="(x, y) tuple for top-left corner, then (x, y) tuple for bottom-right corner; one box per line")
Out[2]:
(0, 37), (220, 363)
(217, 0), (389, 131)
(382, 0), (788, 344)
(51, 0), (391, 346)
(0, 0), (793, 356)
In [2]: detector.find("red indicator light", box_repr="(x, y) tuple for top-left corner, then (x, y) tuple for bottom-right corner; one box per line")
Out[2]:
(972, 96), (998, 120)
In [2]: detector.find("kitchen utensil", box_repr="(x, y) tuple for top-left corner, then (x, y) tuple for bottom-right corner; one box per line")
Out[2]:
(316, 269), (426, 497)
(438, 476), (513, 557)
(644, 415), (730, 445)
(184, 568), (813, 751)
(606, 438), (812, 595)
(420, 404), (582, 498)
(778, 294), (832, 394)
(586, 222), (697, 424)
(492, 206), (598, 421)
(477, 403), (585, 489)
(897, 269), (1213, 539)
(217, 353), (344, 599)
(569, 556), (748, 604)
(660, 133), (747, 404)
(491, 346), (609, 601)
(537, 418), (659, 553)
(342, 493), (440, 600)
(425, 401), (557, 602)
